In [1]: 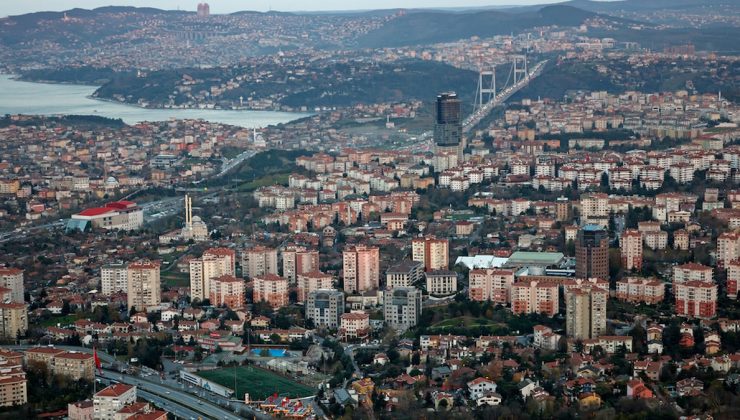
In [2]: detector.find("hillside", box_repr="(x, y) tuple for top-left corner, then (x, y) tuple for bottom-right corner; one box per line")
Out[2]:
(93, 59), (478, 109)
(355, 5), (597, 48)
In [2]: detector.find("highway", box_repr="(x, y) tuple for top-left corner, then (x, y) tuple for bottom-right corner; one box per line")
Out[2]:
(397, 59), (547, 151)
(13, 345), (267, 420)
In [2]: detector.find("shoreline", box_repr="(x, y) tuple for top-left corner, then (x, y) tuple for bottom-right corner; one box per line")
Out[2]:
(1, 73), (311, 116)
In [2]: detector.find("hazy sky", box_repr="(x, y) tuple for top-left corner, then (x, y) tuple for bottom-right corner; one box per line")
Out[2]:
(5, 1), (571, 16)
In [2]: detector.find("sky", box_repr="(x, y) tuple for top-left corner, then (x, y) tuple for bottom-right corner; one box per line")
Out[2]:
(4, 1), (574, 16)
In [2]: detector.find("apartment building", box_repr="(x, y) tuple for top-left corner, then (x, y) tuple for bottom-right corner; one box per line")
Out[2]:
(94, 384), (137, 420)
(127, 261), (161, 311)
(343, 245), (380, 293)
(620, 229), (643, 271)
(673, 263), (713, 284)
(241, 246), (279, 278)
(468, 269), (514, 304)
(511, 280), (559, 316)
(252, 274), (289, 309)
(282, 246), (319, 284)
(0, 268), (24, 303)
(209, 275), (245, 308)
(383, 287), (422, 331)
(100, 263), (127, 296)
(615, 277), (665, 305)
(0, 361), (26, 407)
(305, 289), (345, 329)
(339, 311), (370, 341)
(425, 270), (457, 295)
(385, 260), (423, 289)
(190, 248), (235, 302)
(411, 236), (449, 271)
(0, 303), (27, 339)
(675, 281), (718, 319)
(717, 232), (740, 269)
(566, 284), (608, 340)
(296, 271), (333, 303)
(727, 260), (740, 299)
(53, 351), (94, 381)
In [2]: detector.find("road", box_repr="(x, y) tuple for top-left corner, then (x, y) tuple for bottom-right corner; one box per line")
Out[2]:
(13, 345), (268, 420)
(397, 59), (547, 151)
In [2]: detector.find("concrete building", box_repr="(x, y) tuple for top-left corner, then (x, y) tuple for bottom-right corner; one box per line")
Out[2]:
(343, 245), (380, 293)
(673, 263), (713, 284)
(127, 261), (161, 311)
(94, 384), (137, 420)
(190, 248), (236, 302)
(468, 269), (514, 304)
(209, 275), (245, 308)
(252, 274), (289, 309)
(433, 92), (463, 161)
(425, 270), (457, 295)
(0, 360), (26, 407)
(282, 246), (319, 284)
(620, 229), (643, 272)
(70, 201), (143, 232)
(580, 193), (609, 224)
(727, 260), (740, 299)
(0, 303), (27, 339)
(566, 284), (608, 340)
(511, 279), (559, 316)
(412, 236), (449, 271)
(241, 246), (278, 278)
(0, 269), (23, 304)
(100, 263), (127, 296)
(180, 194), (208, 241)
(576, 225), (609, 280)
(717, 232), (740, 269)
(305, 289), (345, 329)
(339, 311), (370, 341)
(52, 351), (94, 381)
(385, 260), (423, 289)
(68, 400), (94, 420)
(384, 287), (422, 331)
(675, 281), (717, 319)
(615, 277), (665, 305)
(296, 271), (333, 303)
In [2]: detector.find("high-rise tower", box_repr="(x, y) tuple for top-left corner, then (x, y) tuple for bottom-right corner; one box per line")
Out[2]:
(433, 92), (463, 161)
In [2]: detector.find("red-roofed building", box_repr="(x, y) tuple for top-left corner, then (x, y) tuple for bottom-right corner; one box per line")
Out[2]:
(71, 201), (143, 231)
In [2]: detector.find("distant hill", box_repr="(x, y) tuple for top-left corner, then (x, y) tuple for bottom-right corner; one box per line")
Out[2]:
(93, 59), (479, 109)
(355, 5), (597, 48)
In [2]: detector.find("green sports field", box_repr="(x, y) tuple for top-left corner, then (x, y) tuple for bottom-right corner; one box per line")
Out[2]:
(198, 366), (315, 400)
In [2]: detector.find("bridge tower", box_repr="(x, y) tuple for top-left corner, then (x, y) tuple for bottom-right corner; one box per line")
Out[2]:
(513, 55), (528, 84)
(475, 66), (496, 112)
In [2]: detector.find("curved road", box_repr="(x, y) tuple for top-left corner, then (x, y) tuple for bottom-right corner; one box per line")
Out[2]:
(12, 345), (268, 420)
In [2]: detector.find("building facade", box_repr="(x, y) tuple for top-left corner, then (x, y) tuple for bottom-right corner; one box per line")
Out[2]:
(576, 225), (609, 280)
(511, 280), (559, 316)
(241, 246), (278, 278)
(468, 269), (514, 304)
(127, 261), (161, 311)
(566, 284), (608, 340)
(620, 229), (643, 272)
(343, 245), (380, 293)
(209, 275), (245, 308)
(252, 274), (289, 309)
(384, 287), (422, 331)
(100, 263), (127, 296)
(411, 236), (450, 271)
(306, 289), (345, 329)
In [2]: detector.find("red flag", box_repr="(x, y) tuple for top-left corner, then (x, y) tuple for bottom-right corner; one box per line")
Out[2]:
(93, 346), (102, 373)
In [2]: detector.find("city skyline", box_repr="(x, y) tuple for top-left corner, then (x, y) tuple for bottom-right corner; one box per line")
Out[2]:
(5, 0), (572, 17)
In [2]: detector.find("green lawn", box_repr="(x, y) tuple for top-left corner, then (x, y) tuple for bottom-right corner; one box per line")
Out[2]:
(37, 314), (80, 328)
(431, 316), (501, 329)
(237, 173), (289, 192)
(198, 366), (315, 400)
(161, 271), (189, 287)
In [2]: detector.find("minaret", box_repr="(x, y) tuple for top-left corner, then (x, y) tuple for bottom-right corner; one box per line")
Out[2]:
(185, 194), (192, 230)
